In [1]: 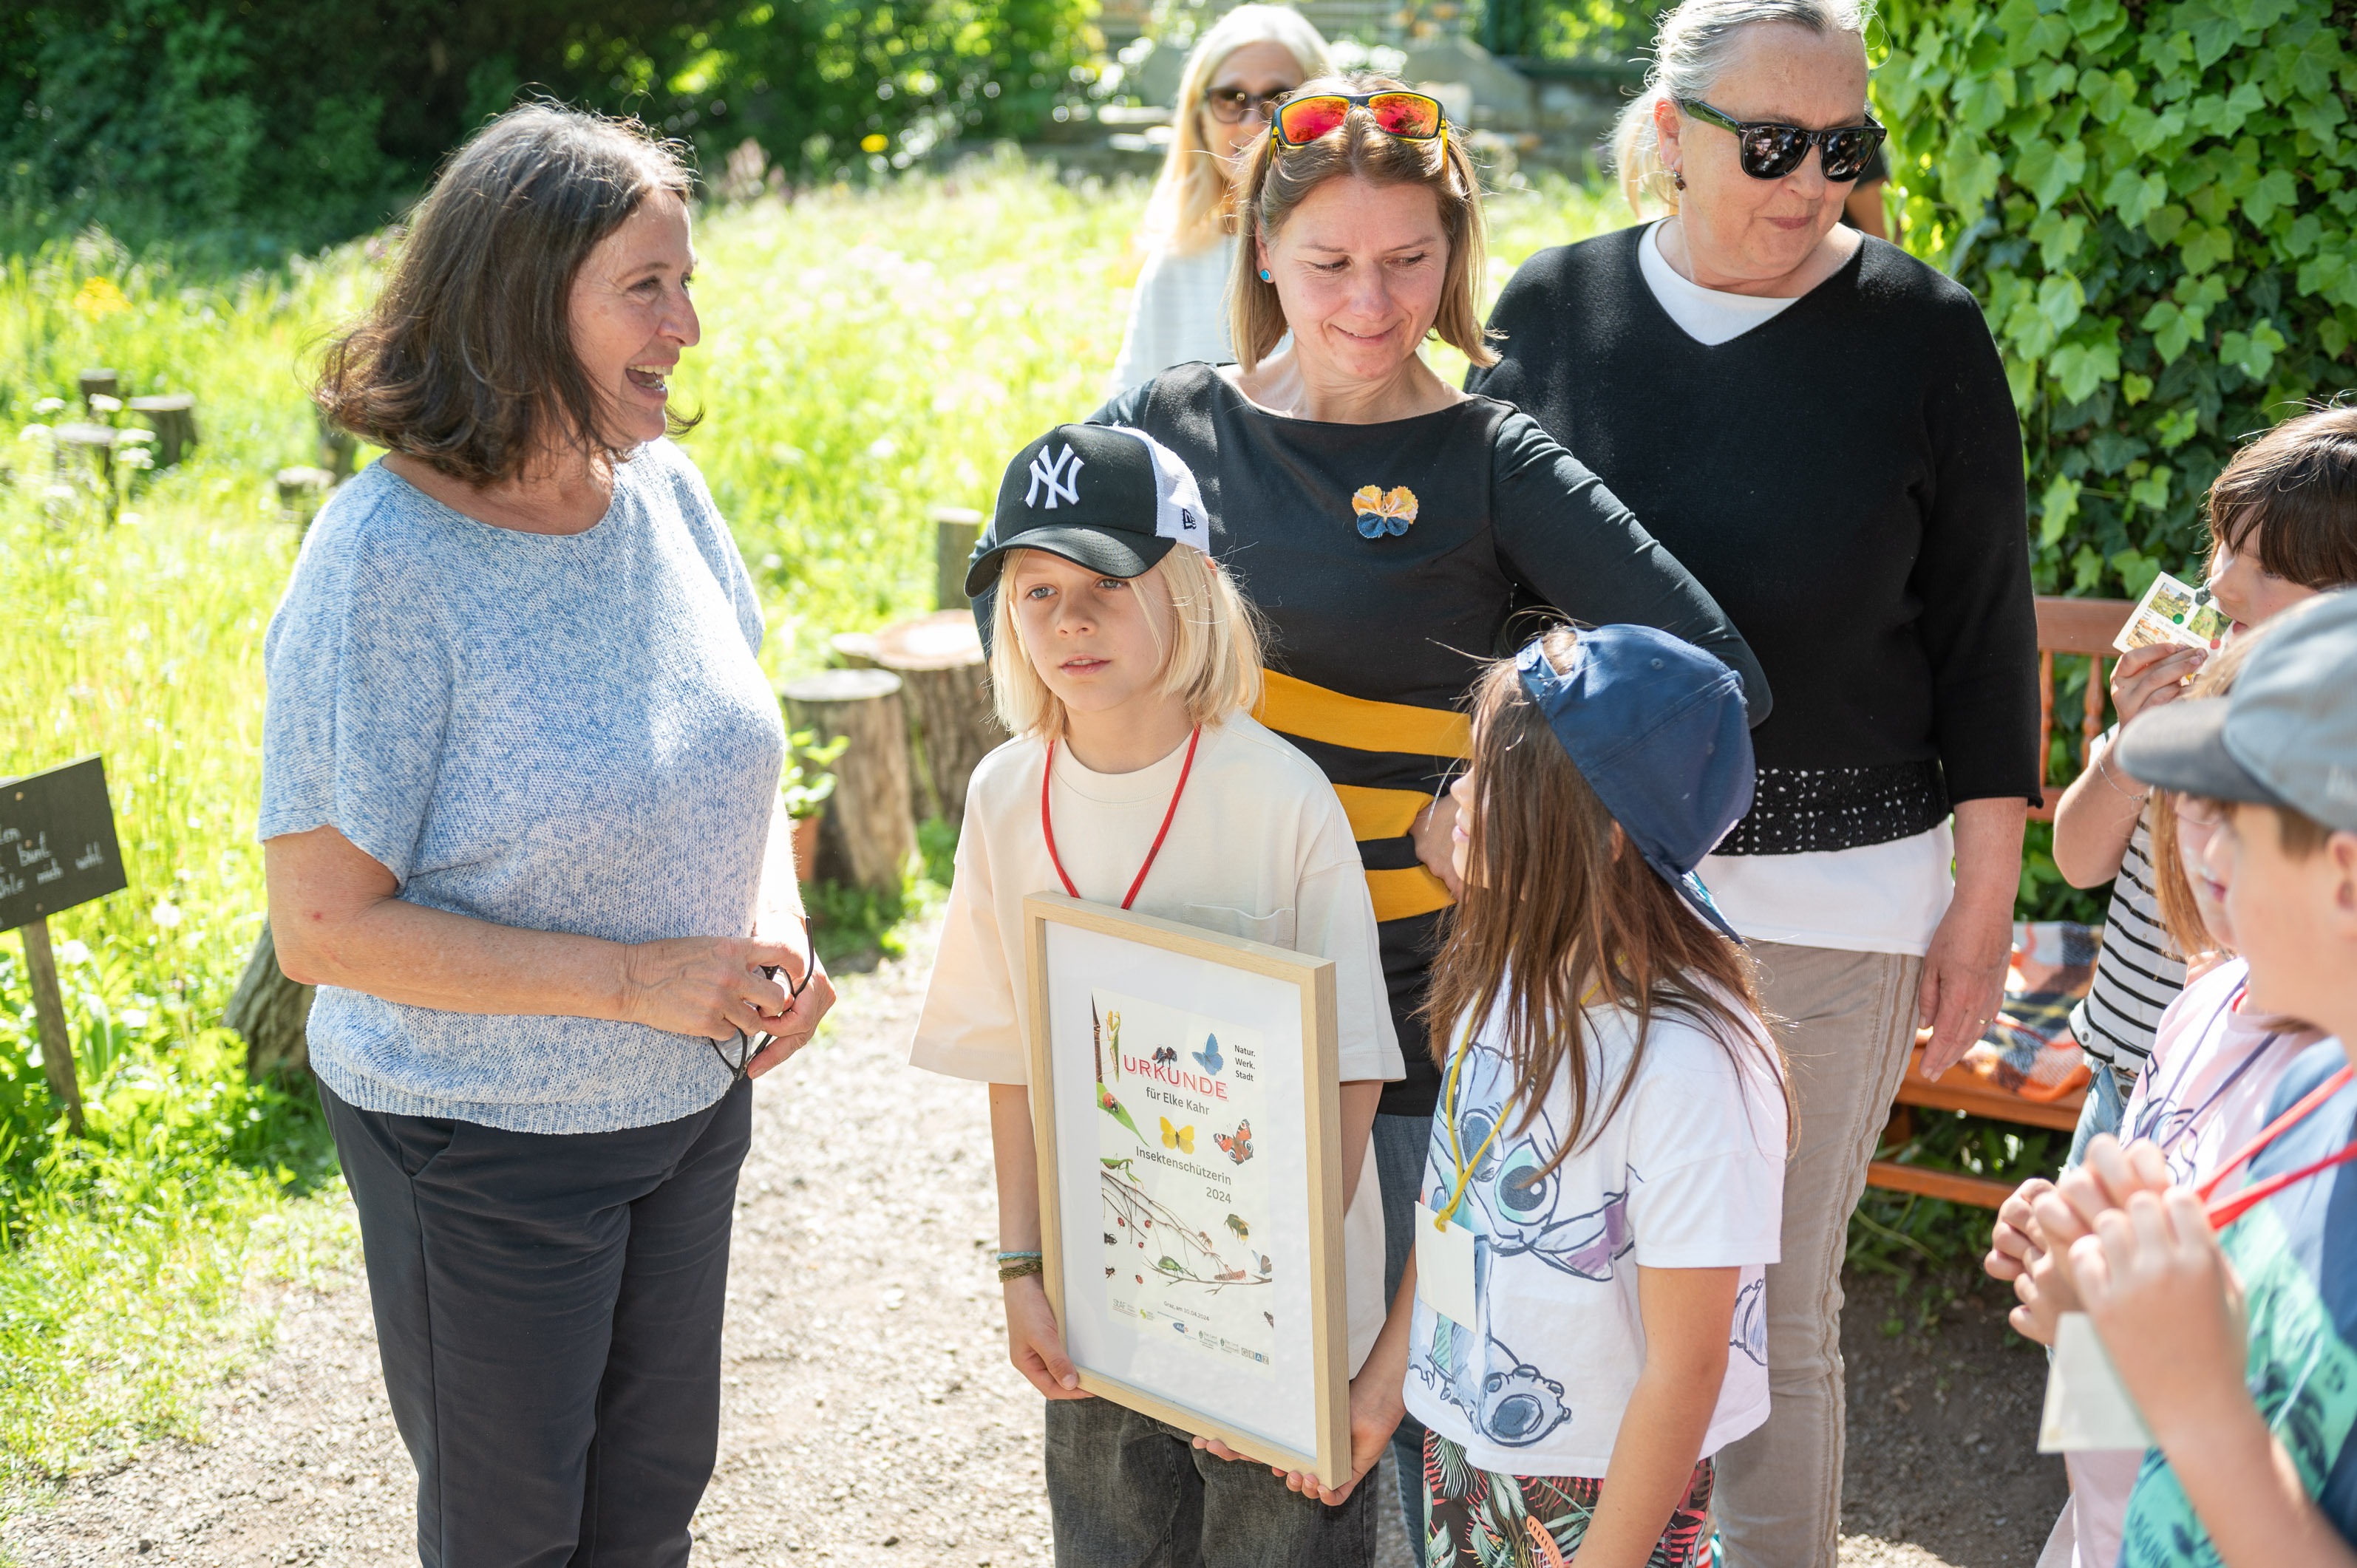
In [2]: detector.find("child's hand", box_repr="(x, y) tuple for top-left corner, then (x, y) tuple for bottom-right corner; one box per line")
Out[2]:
(2010, 1243), (2079, 1345)
(2112, 641), (2207, 724)
(1985, 1176), (2055, 1282)
(2071, 1187), (2251, 1444)
(2035, 1135), (2172, 1241)
(1002, 1275), (1092, 1401)
(1411, 795), (1466, 900)
(1252, 1366), (1406, 1504)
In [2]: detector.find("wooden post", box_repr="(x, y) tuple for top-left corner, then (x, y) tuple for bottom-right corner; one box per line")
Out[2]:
(779, 669), (916, 893)
(932, 506), (984, 611)
(16, 919), (84, 1135)
(128, 394), (199, 468)
(224, 920), (314, 1083)
(77, 368), (120, 412)
(871, 610), (1003, 831)
(315, 408), (356, 481)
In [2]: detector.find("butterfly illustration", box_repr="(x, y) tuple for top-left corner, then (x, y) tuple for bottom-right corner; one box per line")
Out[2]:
(1103, 1231), (1117, 1246)
(1152, 1046), (1177, 1066)
(1192, 1034), (1224, 1076)
(1105, 1267), (1115, 1278)
(1214, 1119), (1254, 1165)
(1257, 1253), (1271, 1276)
(1350, 483), (1420, 539)
(1263, 1311), (1275, 1329)
(1225, 1213), (1250, 1241)
(1160, 1117), (1196, 1153)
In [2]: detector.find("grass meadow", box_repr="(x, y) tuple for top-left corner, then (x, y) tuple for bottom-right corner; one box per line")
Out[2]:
(0, 157), (1630, 1491)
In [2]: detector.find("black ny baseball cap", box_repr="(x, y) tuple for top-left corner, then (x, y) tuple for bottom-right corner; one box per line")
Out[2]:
(965, 423), (1210, 598)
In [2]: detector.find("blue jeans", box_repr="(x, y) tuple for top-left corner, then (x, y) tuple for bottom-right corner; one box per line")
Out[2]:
(1373, 1111), (1435, 1547)
(2064, 1058), (2126, 1171)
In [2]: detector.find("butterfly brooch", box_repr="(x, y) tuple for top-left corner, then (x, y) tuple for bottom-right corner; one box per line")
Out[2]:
(1214, 1119), (1254, 1165)
(1352, 484), (1419, 539)
(1160, 1117), (1196, 1153)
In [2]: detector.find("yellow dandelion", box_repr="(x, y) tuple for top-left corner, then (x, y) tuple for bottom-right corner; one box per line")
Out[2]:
(860, 133), (889, 154)
(72, 276), (129, 317)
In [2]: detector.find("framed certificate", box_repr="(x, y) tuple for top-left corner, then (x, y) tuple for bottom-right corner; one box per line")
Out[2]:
(1022, 892), (1350, 1487)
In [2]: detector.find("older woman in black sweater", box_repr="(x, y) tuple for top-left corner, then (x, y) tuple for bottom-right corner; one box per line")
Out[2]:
(1469, 2), (2038, 1564)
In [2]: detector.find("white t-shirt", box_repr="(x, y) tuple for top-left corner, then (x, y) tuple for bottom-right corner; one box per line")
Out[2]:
(1640, 217), (1956, 957)
(911, 714), (1404, 1370)
(1403, 988), (1787, 1476)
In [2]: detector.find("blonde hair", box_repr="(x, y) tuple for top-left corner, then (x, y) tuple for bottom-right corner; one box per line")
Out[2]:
(1144, 7), (1332, 256)
(1609, 0), (1873, 217)
(1227, 72), (1497, 372)
(988, 546), (1266, 740)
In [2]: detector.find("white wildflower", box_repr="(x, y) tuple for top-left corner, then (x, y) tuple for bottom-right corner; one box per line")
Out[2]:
(151, 899), (184, 929)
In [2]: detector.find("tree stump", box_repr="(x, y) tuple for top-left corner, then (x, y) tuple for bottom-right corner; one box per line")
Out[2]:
(225, 920), (315, 1083)
(778, 669), (915, 893)
(932, 506), (984, 610)
(54, 422), (118, 485)
(872, 610), (1002, 831)
(315, 408), (357, 480)
(129, 394), (199, 468)
(77, 368), (120, 410)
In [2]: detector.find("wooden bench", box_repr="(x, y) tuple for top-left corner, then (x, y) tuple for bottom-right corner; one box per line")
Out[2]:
(1865, 594), (2135, 1208)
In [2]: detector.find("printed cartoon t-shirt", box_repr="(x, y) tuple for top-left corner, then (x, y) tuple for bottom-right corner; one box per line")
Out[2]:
(1402, 991), (1787, 1476)
(2118, 1039), (2357, 1565)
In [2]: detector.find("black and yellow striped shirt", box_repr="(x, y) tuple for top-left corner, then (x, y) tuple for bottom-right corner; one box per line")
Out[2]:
(1080, 364), (1766, 1114)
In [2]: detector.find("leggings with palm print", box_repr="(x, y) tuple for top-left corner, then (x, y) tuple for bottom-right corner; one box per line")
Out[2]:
(1424, 1432), (1715, 1567)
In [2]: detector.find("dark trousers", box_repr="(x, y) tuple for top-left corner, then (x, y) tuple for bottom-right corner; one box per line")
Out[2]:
(322, 1078), (752, 1568)
(1044, 1397), (1377, 1567)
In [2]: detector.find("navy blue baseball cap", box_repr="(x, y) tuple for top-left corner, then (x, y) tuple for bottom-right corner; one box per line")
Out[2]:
(1514, 627), (1756, 944)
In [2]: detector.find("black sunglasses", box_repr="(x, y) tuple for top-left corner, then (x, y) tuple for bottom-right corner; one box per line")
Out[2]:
(1203, 85), (1291, 126)
(712, 915), (817, 1084)
(1677, 100), (1887, 183)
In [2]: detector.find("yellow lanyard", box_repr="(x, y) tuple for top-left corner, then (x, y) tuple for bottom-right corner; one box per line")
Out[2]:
(1435, 1018), (1512, 1232)
(1434, 984), (1598, 1232)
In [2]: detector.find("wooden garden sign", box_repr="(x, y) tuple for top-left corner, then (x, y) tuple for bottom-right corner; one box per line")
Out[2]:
(1, 755), (128, 1133)
(1022, 892), (1350, 1487)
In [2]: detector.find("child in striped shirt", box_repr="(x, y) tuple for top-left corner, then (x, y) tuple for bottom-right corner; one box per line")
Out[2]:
(2049, 405), (2357, 1155)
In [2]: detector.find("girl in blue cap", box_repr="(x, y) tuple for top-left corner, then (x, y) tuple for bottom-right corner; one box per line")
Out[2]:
(1302, 624), (1789, 1566)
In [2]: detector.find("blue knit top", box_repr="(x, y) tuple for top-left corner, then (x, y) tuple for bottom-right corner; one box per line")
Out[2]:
(257, 441), (785, 1134)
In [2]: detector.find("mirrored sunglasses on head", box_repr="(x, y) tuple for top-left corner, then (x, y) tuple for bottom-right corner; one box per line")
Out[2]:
(712, 914), (816, 1084)
(1271, 90), (1446, 149)
(1677, 100), (1887, 183)
(1205, 86), (1290, 125)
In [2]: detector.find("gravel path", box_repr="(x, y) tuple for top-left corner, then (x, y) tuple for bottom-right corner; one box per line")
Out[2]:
(2, 919), (2058, 1567)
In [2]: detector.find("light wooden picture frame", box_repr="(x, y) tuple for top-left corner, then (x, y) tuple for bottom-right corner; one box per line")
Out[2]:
(1022, 891), (1350, 1487)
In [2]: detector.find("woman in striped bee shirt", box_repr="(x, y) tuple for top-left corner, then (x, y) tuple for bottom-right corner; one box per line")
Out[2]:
(1004, 76), (1768, 1521)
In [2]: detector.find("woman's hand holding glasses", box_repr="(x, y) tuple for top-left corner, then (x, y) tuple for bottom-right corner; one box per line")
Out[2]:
(616, 920), (831, 1078)
(728, 916), (833, 1082)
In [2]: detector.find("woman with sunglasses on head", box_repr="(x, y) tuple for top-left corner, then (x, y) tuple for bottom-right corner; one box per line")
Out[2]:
(1467, 4), (2038, 1564)
(260, 105), (832, 1564)
(1042, 71), (1771, 1534)
(1104, 4), (1330, 399)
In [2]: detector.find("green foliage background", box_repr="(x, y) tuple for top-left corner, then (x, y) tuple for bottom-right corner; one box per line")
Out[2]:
(1876, 0), (2357, 605)
(1, 0), (1099, 255)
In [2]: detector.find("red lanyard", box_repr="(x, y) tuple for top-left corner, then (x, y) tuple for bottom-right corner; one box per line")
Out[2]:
(1041, 728), (1200, 910)
(2197, 1064), (2357, 1230)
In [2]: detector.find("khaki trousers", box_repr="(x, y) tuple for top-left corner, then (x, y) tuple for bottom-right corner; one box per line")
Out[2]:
(1712, 941), (1925, 1568)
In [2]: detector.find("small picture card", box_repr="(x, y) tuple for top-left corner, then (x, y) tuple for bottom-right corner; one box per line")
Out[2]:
(2038, 1312), (2154, 1453)
(2115, 570), (2231, 655)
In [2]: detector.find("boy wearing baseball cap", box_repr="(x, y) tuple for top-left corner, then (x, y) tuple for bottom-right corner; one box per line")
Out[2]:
(909, 423), (1405, 1562)
(2039, 589), (2357, 1566)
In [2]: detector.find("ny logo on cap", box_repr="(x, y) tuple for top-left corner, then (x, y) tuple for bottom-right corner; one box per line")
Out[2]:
(1025, 443), (1084, 509)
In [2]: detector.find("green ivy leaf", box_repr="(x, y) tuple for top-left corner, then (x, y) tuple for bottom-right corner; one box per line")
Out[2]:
(2126, 464), (2174, 513)
(2145, 202), (2191, 245)
(2141, 299), (2195, 363)
(2280, 24), (2346, 100)
(2220, 320), (2288, 380)
(1947, 135), (2005, 211)
(2030, 209), (2089, 268)
(2038, 273), (2086, 333)
(2153, 406), (2203, 450)
(2244, 167), (2298, 228)
(1956, 69), (2018, 131)
(2176, 0), (2245, 69)
(2050, 337), (2120, 402)
(1997, 0), (2042, 65)
(2039, 474), (2083, 546)
(2103, 166), (2168, 225)
(2179, 223), (2236, 273)
(2123, 372), (2154, 405)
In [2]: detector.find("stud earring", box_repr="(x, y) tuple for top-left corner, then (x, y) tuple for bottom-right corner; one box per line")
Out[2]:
(1259, 268), (1272, 282)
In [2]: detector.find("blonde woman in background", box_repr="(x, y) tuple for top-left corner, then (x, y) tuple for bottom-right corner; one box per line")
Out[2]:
(1104, 4), (1329, 398)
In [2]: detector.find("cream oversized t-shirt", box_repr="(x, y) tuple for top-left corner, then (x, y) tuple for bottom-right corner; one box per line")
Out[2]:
(911, 714), (1405, 1371)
